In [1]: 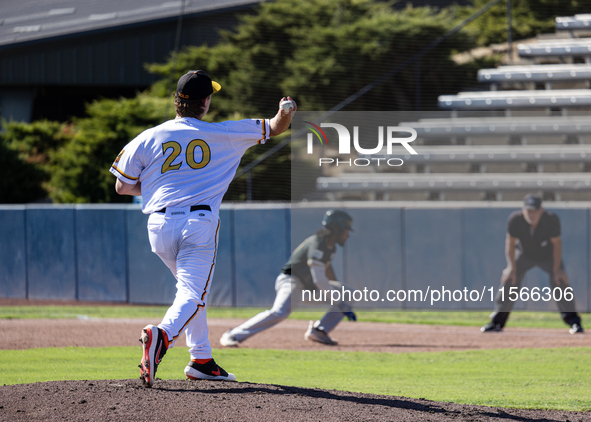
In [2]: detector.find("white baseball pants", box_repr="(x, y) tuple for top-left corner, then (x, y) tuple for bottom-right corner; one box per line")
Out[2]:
(147, 207), (219, 360)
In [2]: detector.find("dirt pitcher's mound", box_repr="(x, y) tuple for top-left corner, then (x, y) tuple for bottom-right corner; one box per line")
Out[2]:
(0, 379), (588, 422)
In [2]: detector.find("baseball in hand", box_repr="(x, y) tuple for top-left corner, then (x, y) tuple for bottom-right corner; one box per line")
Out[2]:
(280, 100), (294, 114)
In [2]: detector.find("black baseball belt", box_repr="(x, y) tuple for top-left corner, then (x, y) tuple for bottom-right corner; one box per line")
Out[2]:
(155, 205), (211, 214)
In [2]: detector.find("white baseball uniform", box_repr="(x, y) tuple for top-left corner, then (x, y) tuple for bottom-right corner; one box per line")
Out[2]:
(110, 116), (269, 359)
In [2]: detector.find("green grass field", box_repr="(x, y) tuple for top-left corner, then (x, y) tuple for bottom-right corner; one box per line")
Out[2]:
(2, 305), (590, 411)
(1, 346), (590, 411)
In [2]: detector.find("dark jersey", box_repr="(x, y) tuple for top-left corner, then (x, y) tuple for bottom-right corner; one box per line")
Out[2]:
(281, 233), (336, 291)
(507, 210), (560, 261)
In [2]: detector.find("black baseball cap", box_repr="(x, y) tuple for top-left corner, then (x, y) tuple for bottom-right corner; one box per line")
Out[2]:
(175, 70), (221, 102)
(523, 194), (542, 210)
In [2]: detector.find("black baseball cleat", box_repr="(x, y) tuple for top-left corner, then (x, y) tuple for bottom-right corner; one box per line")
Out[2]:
(569, 323), (584, 334)
(480, 322), (503, 333)
(139, 324), (168, 388)
(184, 359), (236, 381)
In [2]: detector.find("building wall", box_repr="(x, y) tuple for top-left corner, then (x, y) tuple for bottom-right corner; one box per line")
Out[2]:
(0, 8), (250, 122)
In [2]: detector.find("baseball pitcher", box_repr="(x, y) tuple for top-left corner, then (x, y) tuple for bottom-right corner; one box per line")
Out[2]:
(110, 69), (297, 387)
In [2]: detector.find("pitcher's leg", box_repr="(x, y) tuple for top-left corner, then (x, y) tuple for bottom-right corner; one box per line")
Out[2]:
(154, 240), (212, 354)
(184, 303), (211, 359)
(159, 293), (203, 349)
(153, 216), (218, 357)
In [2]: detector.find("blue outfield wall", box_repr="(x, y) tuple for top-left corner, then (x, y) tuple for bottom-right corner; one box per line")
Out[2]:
(76, 206), (127, 302)
(26, 206), (77, 300)
(0, 203), (589, 312)
(0, 206), (27, 298)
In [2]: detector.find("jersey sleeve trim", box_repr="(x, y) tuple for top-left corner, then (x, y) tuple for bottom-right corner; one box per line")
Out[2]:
(111, 165), (140, 181)
(258, 119), (269, 144)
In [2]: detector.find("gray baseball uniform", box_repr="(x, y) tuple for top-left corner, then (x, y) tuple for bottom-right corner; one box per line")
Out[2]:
(225, 230), (350, 343)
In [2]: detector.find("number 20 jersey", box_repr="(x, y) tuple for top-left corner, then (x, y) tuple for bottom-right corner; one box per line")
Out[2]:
(110, 117), (270, 216)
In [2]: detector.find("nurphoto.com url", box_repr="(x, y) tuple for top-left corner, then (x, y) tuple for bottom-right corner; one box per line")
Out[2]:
(302, 286), (575, 307)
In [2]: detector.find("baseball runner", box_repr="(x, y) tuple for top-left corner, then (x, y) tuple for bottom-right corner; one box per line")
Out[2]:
(220, 209), (356, 347)
(481, 194), (584, 334)
(110, 69), (297, 387)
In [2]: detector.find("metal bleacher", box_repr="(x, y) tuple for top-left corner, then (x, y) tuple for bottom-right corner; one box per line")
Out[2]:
(398, 116), (591, 138)
(367, 145), (591, 166)
(315, 14), (591, 201)
(438, 89), (591, 110)
(517, 39), (591, 62)
(478, 64), (591, 87)
(556, 15), (591, 32)
(317, 173), (591, 196)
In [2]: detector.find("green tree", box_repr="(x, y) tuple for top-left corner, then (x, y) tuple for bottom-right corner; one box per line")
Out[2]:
(0, 136), (47, 203)
(280, 3), (477, 111)
(149, 0), (478, 114)
(0, 120), (70, 202)
(463, 0), (591, 46)
(49, 95), (165, 203)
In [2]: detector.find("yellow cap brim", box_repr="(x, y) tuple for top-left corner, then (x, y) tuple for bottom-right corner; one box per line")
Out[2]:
(212, 81), (221, 93)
